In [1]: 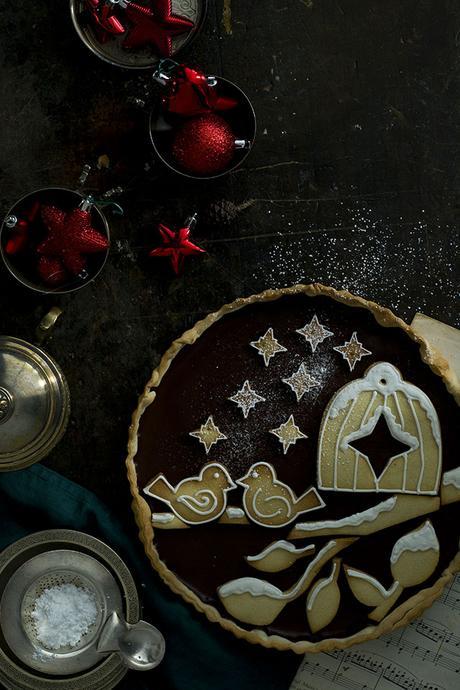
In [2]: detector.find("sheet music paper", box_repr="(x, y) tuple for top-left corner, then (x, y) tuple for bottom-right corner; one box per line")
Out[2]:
(290, 573), (460, 690)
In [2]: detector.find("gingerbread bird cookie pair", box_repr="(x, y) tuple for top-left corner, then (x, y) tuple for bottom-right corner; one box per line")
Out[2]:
(144, 461), (324, 527)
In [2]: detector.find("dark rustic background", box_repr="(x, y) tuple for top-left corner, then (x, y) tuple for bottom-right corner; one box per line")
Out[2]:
(0, 0), (459, 687)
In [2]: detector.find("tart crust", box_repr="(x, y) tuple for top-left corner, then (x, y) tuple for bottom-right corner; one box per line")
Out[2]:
(125, 283), (460, 653)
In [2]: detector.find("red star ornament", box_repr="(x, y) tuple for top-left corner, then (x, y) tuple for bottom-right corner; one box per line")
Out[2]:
(123, 1), (194, 56)
(149, 222), (205, 274)
(38, 205), (109, 278)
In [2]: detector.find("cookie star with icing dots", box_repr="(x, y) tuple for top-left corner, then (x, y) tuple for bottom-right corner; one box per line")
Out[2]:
(333, 331), (372, 371)
(189, 416), (227, 454)
(270, 415), (308, 454)
(250, 328), (287, 366)
(229, 380), (265, 418)
(282, 363), (320, 402)
(296, 314), (333, 352)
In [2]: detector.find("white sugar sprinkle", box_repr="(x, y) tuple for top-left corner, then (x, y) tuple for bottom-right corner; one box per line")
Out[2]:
(31, 583), (98, 650)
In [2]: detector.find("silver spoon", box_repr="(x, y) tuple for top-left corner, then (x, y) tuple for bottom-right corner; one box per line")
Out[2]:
(97, 611), (165, 671)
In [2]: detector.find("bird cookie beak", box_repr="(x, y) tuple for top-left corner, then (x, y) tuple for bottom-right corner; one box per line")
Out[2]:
(236, 473), (250, 488)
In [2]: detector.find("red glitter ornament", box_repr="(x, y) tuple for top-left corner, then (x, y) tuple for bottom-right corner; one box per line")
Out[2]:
(172, 114), (237, 176)
(37, 256), (67, 288)
(4, 200), (40, 255)
(123, 1), (194, 56)
(149, 217), (205, 274)
(162, 65), (238, 117)
(38, 203), (109, 283)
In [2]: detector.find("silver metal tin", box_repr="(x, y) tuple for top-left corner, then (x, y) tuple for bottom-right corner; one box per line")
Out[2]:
(70, 0), (207, 70)
(1, 550), (123, 675)
(149, 76), (257, 179)
(0, 336), (70, 471)
(0, 187), (110, 295)
(0, 530), (139, 690)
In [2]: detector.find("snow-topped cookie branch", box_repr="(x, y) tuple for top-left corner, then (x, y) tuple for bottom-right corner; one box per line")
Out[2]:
(217, 538), (356, 627)
(344, 520), (440, 622)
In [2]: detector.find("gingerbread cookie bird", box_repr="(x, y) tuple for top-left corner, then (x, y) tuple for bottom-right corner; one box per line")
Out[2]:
(237, 462), (325, 528)
(144, 463), (236, 525)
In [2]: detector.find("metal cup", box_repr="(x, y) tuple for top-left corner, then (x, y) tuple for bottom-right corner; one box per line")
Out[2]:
(0, 323), (70, 472)
(149, 76), (257, 179)
(70, 0), (208, 70)
(0, 187), (110, 295)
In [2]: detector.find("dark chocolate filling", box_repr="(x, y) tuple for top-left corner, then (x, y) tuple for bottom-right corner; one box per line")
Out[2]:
(134, 294), (459, 642)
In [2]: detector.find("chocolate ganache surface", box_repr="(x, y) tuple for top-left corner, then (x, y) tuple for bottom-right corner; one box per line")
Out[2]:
(134, 293), (459, 642)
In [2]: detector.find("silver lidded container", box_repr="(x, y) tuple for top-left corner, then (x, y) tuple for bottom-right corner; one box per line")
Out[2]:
(0, 333), (70, 472)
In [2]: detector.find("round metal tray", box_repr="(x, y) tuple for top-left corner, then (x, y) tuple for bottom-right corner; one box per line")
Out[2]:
(70, 0), (207, 70)
(0, 530), (139, 690)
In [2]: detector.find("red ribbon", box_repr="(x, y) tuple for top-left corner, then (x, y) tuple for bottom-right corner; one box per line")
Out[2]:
(85, 0), (126, 42)
(163, 65), (238, 117)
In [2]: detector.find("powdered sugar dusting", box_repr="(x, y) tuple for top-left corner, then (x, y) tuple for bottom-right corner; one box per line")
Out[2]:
(31, 584), (98, 650)
(249, 205), (459, 327)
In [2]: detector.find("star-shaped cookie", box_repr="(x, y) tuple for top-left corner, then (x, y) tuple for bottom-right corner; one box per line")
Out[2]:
(296, 314), (333, 352)
(270, 415), (308, 454)
(189, 416), (227, 454)
(250, 328), (287, 366)
(282, 363), (320, 402)
(333, 331), (372, 371)
(229, 380), (265, 418)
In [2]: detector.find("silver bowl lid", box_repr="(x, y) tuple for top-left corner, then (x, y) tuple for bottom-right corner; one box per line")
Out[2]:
(0, 337), (70, 470)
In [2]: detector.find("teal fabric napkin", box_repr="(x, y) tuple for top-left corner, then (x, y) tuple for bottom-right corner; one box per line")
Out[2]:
(0, 464), (298, 690)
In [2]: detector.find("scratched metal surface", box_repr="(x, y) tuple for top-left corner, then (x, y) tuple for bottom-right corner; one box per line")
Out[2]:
(0, 2), (459, 686)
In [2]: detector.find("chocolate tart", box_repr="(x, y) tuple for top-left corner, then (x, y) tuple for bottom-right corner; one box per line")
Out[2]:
(126, 284), (460, 652)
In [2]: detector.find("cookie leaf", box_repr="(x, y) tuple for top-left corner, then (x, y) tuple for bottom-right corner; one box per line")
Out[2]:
(306, 559), (341, 633)
(390, 520), (440, 587)
(344, 565), (388, 607)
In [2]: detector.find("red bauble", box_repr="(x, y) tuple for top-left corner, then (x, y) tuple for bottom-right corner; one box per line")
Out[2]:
(38, 256), (67, 287)
(4, 199), (40, 255)
(172, 114), (236, 176)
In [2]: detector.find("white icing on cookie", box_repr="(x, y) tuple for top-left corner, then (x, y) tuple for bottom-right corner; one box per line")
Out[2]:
(294, 496), (397, 532)
(329, 362), (441, 445)
(341, 405), (419, 454)
(390, 520), (439, 564)
(307, 559), (339, 611)
(218, 577), (285, 599)
(225, 506), (246, 519)
(442, 467), (460, 489)
(151, 513), (174, 524)
(246, 540), (315, 562)
(250, 327), (287, 366)
(345, 568), (399, 599)
(219, 541), (337, 601)
(177, 489), (218, 515)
